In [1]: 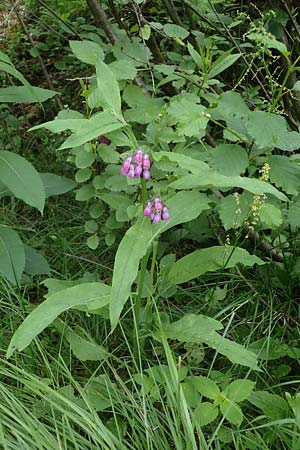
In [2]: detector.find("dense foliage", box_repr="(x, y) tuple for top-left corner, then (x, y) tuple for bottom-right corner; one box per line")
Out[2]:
(1, 1), (300, 449)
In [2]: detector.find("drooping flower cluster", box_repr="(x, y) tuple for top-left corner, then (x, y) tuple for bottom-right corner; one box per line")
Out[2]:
(121, 149), (151, 179)
(144, 198), (169, 224)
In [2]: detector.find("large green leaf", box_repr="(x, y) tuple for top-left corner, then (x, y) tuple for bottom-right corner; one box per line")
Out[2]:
(153, 151), (287, 201)
(6, 282), (111, 358)
(0, 225), (25, 284)
(58, 111), (125, 150)
(168, 96), (208, 137)
(41, 173), (77, 197)
(162, 314), (259, 370)
(123, 85), (164, 124)
(96, 61), (122, 118)
(110, 191), (210, 329)
(0, 86), (57, 103)
(69, 40), (104, 65)
(0, 151), (45, 212)
(168, 246), (264, 285)
(209, 144), (248, 176)
(269, 155), (300, 195)
(208, 53), (241, 79)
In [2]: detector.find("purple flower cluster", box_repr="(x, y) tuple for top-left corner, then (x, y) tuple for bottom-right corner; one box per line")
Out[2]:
(144, 198), (169, 224)
(121, 149), (151, 180)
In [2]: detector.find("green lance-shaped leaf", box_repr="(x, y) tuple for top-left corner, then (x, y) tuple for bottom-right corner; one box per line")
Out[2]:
(40, 173), (77, 198)
(96, 61), (122, 119)
(69, 40), (104, 65)
(162, 314), (259, 370)
(0, 225), (25, 284)
(0, 85), (57, 103)
(0, 151), (45, 213)
(110, 191), (210, 330)
(6, 282), (111, 358)
(168, 246), (264, 285)
(153, 151), (288, 201)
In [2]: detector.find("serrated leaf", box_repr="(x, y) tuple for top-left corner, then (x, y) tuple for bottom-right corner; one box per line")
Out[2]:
(286, 202), (300, 227)
(109, 59), (137, 80)
(69, 40), (104, 65)
(7, 283), (111, 358)
(220, 399), (243, 425)
(168, 98), (208, 137)
(218, 194), (250, 230)
(194, 402), (218, 427)
(168, 246), (264, 285)
(269, 155), (300, 195)
(209, 144), (248, 176)
(259, 203), (282, 228)
(0, 225), (25, 284)
(0, 151), (45, 212)
(225, 379), (255, 403)
(192, 376), (221, 400)
(123, 85), (164, 124)
(246, 112), (287, 149)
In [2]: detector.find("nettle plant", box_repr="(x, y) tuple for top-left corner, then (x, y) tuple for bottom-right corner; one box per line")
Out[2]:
(6, 34), (300, 429)
(0, 50), (76, 284)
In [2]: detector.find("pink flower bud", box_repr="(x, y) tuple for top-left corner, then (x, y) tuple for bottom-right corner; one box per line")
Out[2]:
(143, 169), (151, 179)
(162, 207), (169, 221)
(134, 164), (143, 178)
(143, 154), (151, 170)
(134, 149), (143, 164)
(128, 165), (135, 178)
(144, 202), (152, 217)
(153, 213), (161, 224)
(154, 198), (163, 212)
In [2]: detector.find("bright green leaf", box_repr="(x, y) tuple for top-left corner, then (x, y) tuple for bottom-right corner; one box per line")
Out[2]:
(0, 225), (25, 284)
(69, 40), (104, 65)
(168, 246), (264, 285)
(0, 151), (45, 212)
(7, 282), (111, 358)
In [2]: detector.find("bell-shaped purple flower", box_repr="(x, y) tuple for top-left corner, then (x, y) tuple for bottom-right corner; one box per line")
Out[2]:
(144, 202), (152, 217)
(144, 198), (169, 224)
(134, 164), (143, 178)
(120, 149), (151, 180)
(143, 154), (151, 170)
(128, 165), (135, 178)
(162, 206), (169, 221)
(143, 169), (151, 179)
(134, 149), (143, 164)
